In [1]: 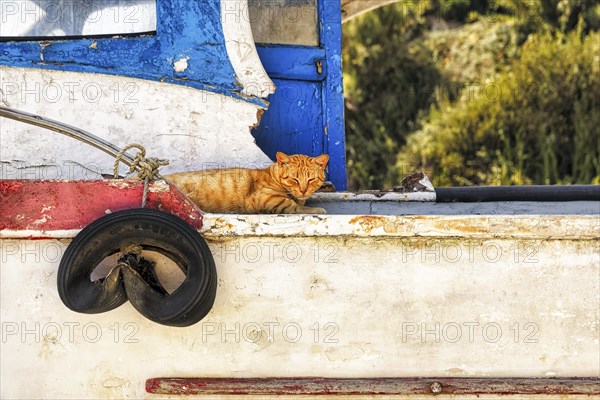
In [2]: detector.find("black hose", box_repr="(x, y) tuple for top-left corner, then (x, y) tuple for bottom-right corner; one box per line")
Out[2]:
(436, 185), (600, 202)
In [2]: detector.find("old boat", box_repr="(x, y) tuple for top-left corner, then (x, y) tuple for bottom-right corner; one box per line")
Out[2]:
(1, 1), (599, 398)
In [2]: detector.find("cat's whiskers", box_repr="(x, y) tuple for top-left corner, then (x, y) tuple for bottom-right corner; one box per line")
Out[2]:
(309, 193), (327, 208)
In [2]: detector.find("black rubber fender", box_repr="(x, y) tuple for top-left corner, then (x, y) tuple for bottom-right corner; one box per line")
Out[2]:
(57, 208), (217, 327)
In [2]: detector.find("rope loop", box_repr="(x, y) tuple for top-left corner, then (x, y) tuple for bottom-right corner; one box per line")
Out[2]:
(120, 244), (143, 256)
(113, 143), (169, 180)
(113, 143), (169, 208)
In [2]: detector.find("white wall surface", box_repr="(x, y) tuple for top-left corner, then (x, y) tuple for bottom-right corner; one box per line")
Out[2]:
(0, 67), (272, 179)
(1, 213), (598, 399)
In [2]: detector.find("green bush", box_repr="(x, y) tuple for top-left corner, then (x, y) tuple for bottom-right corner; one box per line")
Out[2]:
(398, 31), (600, 186)
(343, 2), (442, 190)
(343, 0), (599, 189)
(419, 19), (520, 93)
(428, 0), (493, 22)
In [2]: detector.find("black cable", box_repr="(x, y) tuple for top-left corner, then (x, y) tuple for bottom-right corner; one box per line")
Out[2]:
(436, 185), (600, 202)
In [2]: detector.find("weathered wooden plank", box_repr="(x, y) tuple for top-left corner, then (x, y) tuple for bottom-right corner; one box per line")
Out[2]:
(146, 377), (600, 396)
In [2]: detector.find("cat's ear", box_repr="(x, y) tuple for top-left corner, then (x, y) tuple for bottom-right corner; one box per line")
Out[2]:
(276, 152), (291, 166)
(313, 154), (329, 168)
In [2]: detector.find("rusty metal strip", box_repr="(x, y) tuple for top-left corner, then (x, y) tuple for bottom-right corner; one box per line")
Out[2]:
(146, 377), (600, 396)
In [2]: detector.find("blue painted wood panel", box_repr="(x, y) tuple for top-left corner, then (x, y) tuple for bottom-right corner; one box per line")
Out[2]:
(320, 0), (347, 190)
(0, 0), (265, 106)
(256, 46), (325, 81)
(252, 0), (347, 190)
(253, 79), (324, 157)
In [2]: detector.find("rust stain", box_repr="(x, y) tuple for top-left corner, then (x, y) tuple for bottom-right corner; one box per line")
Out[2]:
(349, 216), (387, 233)
(349, 215), (405, 234)
(203, 236), (238, 244)
(207, 217), (235, 233)
(146, 377), (600, 396)
(430, 216), (589, 237)
(433, 219), (488, 234)
(251, 108), (265, 130)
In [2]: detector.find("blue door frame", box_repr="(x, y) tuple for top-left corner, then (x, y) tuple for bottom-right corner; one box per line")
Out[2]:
(252, 0), (347, 190)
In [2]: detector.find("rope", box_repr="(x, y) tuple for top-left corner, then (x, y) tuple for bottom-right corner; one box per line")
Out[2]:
(113, 143), (169, 208)
(120, 244), (143, 256)
(113, 143), (169, 180)
(116, 245), (143, 273)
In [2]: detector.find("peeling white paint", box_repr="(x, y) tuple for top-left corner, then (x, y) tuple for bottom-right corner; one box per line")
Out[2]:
(2, 213), (598, 240)
(107, 180), (132, 188)
(147, 179), (169, 192)
(173, 57), (190, 73)
(198, 214), (599, 239)
(0, 67), (272, 179)
(221, 0), (276, 98)
(31, 214), (51, 225)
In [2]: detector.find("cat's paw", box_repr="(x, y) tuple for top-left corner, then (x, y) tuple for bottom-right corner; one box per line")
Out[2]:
(310, 207), (327, 214)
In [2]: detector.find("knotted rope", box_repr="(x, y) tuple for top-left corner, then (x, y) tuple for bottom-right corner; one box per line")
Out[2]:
(120, 244), (143, 256)
(113, 144), (169, 208)
(115, 245), (166, 293)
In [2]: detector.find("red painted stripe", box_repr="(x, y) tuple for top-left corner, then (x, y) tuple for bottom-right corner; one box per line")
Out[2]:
(145, 377), (600, 396)
(0, 180), (203, 233)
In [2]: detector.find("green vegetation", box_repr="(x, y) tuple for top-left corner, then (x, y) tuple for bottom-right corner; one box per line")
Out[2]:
(343, 1), (439, 189)
(343, 0), (600, 188)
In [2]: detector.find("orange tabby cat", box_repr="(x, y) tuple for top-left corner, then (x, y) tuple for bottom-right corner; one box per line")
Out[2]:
(165, 152), (328, 214)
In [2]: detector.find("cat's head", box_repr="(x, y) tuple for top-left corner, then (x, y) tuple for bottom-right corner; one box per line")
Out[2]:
(275, 152), (329, 201)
